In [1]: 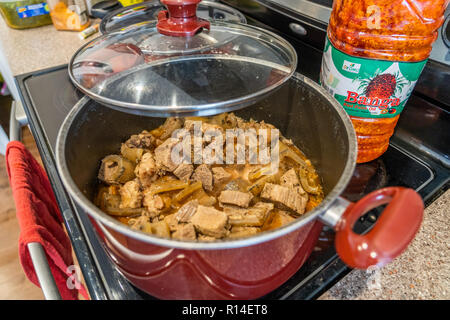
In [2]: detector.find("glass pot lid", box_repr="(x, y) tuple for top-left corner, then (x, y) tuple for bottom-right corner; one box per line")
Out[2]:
(99, 0), (247, 35)
(69, 0), (297, 117)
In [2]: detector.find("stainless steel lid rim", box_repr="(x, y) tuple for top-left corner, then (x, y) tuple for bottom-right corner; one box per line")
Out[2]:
(92, 90), (277, 118)
(70, 56), (295, 116)
(55, 73), (357, 250)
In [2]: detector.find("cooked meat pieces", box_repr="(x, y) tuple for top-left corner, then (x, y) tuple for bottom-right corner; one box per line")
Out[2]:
(163, 214), (179, 232)
(129, 216), (151, 232)
(212, 167), (231, 185)
(173, 163), (194, 182)
(280, 168), (300, 188)
(203, 138), (224, 164)
(235, 129), (259, 161)
(121, 144), (144, 163)
(184, 120), (224, 135)
(172, 223), (197, 240)
(249, 202), (273, 223)
(281, 136), (294, 146)
(218, 190), (253, 208)
(125, 131), (157, 149)
(190, 205), (229, 238)
(96, 112), (324, 242)
(224, 180), (239, 191)
(183, 119), (198, 132)
(143, 193), (165, 215)
(154, 138), (181, 172)
(134, 152), (158, 187)
(197, 235), (217, 242)
(223, 178), (250, 192)
(280, 169), (307, 196)
(222, 205), (248, 216)
(150, 221), (171, 237)
(192, 164), (213, 192)
(223, 113), (238, 129)
(98, 155), (135, 185)
(260, 183), (306, 215)
(258, 120), (276, 131)
(174, 200), (198, 223)
(202, 122), (224, 134)
(119, 179), (142, 209)
(247, 173), (278, 196)
(160, 117), (183, 140)
(229, 226), (259, 238)
(264, 210), (296, 229)
(224, 202), (273, 227)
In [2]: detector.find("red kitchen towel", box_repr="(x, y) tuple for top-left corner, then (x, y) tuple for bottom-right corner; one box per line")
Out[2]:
(6, 141), (89, 300)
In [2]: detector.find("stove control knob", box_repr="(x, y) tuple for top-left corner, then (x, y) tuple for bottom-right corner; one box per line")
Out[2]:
(289, 22), (307, 36)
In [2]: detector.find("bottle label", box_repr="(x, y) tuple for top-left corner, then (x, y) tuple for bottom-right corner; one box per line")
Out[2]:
(15, 3), (49, 19)
(320, 36), (427, 118)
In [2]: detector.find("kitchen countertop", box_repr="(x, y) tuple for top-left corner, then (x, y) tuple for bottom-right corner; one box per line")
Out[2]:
(1, 16), (449, 300)
(319, 189), (449, 300)
(0, 17), (93, 77)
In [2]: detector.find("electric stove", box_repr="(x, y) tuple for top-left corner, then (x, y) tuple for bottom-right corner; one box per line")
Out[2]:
(15, 0), (449, 300)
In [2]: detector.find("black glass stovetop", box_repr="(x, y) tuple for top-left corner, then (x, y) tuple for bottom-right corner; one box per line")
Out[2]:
(14, 4), (449, 299)
(16, 62), (449, 299)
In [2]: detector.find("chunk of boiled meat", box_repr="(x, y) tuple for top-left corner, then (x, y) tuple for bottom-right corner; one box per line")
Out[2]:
(229, 226), (259, 238)
(149, 221), (171, 237)
(174, 200), (198, 223)
(223, 113), (238, 129)
(224, 202), (273, 227)
(160, 117), (183, 140)
(280, 168), (307, 195)
(280, 168), (300, 188)
(119, 179), (142, 209)
(173, 163), (194, 182)
(203, 138), (224, 164)
(218, 190), (253, 208)
(163, 214), (179, 232)
(192, 164), (213, 191)
(197, 235), (216, 242)
(121, 144), (144, 163)
(260, 183), (306, 215)
(223, 178), (249, 192)
(263, 209), (295, 230)
(190, 205), (228, 238)
(184, 120), (223, 136)
(202, 122), (224, 135)
(154, 138), (181, 172)
(98, 155), (135, 185)
(183, 119), (198, 133)
(172, 223), (197, 241)
(134, 152), (158, 187)
(212, 167), (231, 185)
(125, 131), (156, 149)
(128, 216), (150, 232)
(143, 193), (165, 216)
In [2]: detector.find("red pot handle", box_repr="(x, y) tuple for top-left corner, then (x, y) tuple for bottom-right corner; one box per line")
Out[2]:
(335, 187), (423, 269)
(157, 0), (210, 37)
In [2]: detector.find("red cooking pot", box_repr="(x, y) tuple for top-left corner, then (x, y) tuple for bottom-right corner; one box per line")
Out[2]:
(55, 73), (423, 299)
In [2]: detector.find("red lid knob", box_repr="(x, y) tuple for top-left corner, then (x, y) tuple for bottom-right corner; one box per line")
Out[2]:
(157, 0), (211, 37)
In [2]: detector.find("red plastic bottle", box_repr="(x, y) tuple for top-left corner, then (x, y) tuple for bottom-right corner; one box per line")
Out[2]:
(321, 0), (449, 163)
